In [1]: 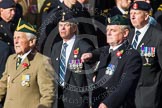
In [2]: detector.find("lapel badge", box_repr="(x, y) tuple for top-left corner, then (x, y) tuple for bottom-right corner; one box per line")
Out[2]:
(73, 48), (79, 58)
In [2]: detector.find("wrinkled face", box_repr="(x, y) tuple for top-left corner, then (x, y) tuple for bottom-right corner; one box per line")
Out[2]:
(58, 21), (77, 41)
(0, 7), (15, 22)
(120, 0), (131, 10)
(106, 25), (128, 46)
(14, 31), (33, 55)
(130, 9), (149, 29)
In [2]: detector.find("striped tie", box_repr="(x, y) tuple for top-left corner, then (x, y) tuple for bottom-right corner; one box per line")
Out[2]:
(16, 57), (22, 69)
(59, 43), (68, 85)
(132, 30), (141, 49)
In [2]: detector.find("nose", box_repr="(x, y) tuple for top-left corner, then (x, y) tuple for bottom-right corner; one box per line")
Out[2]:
(14, 37), (18, 44)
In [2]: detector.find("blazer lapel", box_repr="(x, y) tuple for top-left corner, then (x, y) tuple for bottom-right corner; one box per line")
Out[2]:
(135, 26), (152, 51)
(64, 37), (80, 85)
(52, 41), (62, 75)
(10, 51), (37, 82)
(11, 55), (30, 82)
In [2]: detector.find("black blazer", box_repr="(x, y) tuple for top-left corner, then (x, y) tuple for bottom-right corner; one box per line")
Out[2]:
(128, 25), (162, 108)
(92, 41), (142, 108)
(0, 40), (11, 77)
(51, 36), (95, 108)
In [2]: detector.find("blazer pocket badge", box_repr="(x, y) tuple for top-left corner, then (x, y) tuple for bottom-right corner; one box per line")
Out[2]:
(21, 74), (30, 87)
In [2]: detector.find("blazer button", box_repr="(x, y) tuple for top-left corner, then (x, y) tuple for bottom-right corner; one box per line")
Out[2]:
(105, 87), (108, 89)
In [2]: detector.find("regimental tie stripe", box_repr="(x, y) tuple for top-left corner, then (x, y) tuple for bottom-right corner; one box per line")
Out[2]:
(16, 57), (22, 69)
(59, 43), (68, 85)
(132, 30), (141, 49)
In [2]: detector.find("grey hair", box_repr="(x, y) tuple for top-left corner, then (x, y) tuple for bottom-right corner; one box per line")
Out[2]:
(25, 32), (37, 40)
(120, 25), (130, 31)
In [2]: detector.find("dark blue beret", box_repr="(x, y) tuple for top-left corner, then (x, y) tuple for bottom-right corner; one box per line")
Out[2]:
(0, 0), (16, 9)
(130, 1), (151, 11)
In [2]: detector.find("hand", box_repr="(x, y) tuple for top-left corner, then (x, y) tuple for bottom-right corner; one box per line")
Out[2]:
(98, 103), (108, 108)
(81, 53), (93, 62)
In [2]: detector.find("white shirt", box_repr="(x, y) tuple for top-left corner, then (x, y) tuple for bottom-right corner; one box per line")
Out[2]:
(17, 49), (32, 63)
(62, 35), (76, 66)
(109, 44), (122, 52)
(132, 23), (150, 48)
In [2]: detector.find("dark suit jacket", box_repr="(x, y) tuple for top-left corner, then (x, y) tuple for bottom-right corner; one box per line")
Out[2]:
(92, 41), (142, 108)
(128, 25), (162, 108)
(51, 37), (95, 108)
(0, 40), (11, 78)
(108, 6), (123, 17)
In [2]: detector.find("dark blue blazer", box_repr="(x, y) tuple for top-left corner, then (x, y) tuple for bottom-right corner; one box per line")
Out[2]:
(51, 37), (95, 108)
(128, 25), (162, 108)
(92, 41), (142, 108)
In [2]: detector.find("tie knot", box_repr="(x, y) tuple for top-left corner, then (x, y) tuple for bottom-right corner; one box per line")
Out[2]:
(136, 30), (141, 36)
(63, 43), (68, 48)
(17, 57), (22, 63)
(109, 49), (113, 53)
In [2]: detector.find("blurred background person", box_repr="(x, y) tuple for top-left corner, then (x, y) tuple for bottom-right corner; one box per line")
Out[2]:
(0, 0), (16, 53)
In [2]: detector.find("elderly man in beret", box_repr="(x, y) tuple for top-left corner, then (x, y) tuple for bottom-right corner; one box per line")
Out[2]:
(128, 1), (162, 108)
(81, 15), (142, 108)
(0, 18), (55, 108)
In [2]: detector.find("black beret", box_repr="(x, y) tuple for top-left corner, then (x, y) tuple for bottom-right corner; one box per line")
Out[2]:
(130, 1), (151, 11)
(60, 11), (77, 24)
(108, 15), (129, 25)
(0, 0), (16, 9)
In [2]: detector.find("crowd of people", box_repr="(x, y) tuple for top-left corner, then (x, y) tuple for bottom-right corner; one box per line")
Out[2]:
(0, 0), (162, 108)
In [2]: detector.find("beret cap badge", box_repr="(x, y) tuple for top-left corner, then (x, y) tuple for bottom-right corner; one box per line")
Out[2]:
(133, 3), (138, 9)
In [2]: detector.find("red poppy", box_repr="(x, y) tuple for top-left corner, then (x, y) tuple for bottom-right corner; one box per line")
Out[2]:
(116, 50), (124, 58)
(22, 63), (29, 68)
(73, 48), (79, 55)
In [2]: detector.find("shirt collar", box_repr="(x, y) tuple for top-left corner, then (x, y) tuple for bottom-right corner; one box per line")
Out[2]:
(17, 49), (32, 63)
(110, 43), (122, 51)
(135, 23), (150, 35)
(63, 35), (76, 45)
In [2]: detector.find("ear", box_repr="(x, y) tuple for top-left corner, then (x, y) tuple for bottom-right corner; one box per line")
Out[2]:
(144, 12), (150, 20)
(72, 25), (77, 33)
(123, 29), (129, 38)
(29, 38), (36, 48)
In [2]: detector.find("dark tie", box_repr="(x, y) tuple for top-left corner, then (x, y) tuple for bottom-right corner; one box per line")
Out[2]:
(132, 30), (141, 49)
(59, 43), (68, 85)
(16, 57), (22, 69)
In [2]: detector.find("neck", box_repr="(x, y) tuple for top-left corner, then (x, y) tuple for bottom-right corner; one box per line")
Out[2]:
(64, 1), (73, 8)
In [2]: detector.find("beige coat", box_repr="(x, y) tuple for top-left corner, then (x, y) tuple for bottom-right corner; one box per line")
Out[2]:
(0, 51), (55, 108)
